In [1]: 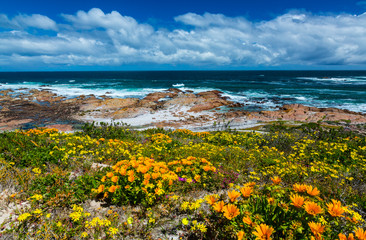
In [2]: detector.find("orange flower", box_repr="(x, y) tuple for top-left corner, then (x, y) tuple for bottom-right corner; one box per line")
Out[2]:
(237, 231), (245, 240)
(290, 194), (304, 208)
(306, 185), (320, 196)
(194, 175), (201, 182)
(119, 168), (127, 176)
(327, 199), (344, 217)
(308, 222), (325, 238)
(98, 184), (105, 193)
(293, 183), (307, 192)
(128, 175), (135, 182)
(267, 198), (275, 205)
(228, 190), (241, 202)
(339, 233), (355, 240)
(304, 201), (322, 216)
(213, 201), (225, 212)
(243, 216), (253, 225)
(245, 182), (256, 188)
(108, 185), (117, 193)
(355, 228), (366, 240)
(106, 172), (114, 178)
(101, 176), (106, 182)
(223, 204), (240, 220)
(253, 224), (274, 240)
(111, 176), (118, 183)
(205, 195), (217, 205)
(270, 176), (281, 185)
(240, 186), (253, 198)
(203, 165), (211, 171)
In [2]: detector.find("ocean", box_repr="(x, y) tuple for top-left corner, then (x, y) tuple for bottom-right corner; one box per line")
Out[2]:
(1, 70), (366, 113)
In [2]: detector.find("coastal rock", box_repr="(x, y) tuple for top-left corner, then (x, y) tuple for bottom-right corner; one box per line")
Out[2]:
(80, 98), (139, 111)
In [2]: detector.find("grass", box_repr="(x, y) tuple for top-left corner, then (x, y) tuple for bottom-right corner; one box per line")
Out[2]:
(0, 122), (366, 239)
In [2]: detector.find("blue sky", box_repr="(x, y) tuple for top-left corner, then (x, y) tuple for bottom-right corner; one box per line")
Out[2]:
(1, 0), (366, 70)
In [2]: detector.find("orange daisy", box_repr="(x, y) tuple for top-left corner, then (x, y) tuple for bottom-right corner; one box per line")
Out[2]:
(243, 216), (253, 226)
(306, 185), (320, 196)
(213, 201), (225, 213)
(237, 231), (245, 240)
(338, 233), (355, 240)
(253, 224), (274, 240)
(308, 222), (325, 239)
(327, 199), (344, 217)
(293, 183), (307, 192)
(228, 190), (241, 202)
(240, 186), (253, 198)
(270, 176), (281, 185)
(206, 195), (217, 205)
(108, 185), (117, 193)
(290, 194), (304, 208)
(111, 176), (119, 183)
(304, 201), (322, 216)
(98, 184), (105, 193)
(223, 204), (240, 220)
(355, 228), (366, 240)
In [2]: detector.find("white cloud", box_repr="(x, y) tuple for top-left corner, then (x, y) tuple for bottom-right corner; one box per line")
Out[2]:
(0, 13), (56, 30)
(1, 8), (366, 68)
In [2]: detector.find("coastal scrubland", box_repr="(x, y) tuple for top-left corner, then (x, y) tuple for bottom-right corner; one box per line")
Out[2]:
(1, 122), (366, 239)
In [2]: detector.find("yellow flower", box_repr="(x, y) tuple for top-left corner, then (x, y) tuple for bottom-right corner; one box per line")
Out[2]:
(304, 201), (322, 216)
(308, 222), (325, 238)
(213, 201), (225, 213)
(182, 218), (189, 225)
(127, 217), (133, 225)
(253, 224), (274, 240)
(101, 176), (106, 182)
(196, 223), (207, 233)
(270, 176), (281, 185)
(228, 190), (241, 202)
(326, 199), (344, 217)
(306, 185), (320, 196)
(240, 186), (253, 198)
(108, 227), (118, 235)
(18, 213), (31, 222)
(106, 172), (114, 178)
(31, 194), (43, 201)
(223, 204), (240, 220)
(237, 231), (245, 240)
(81, 232), (88, 238)
(290, 194), (304, 208)
(33, 209), (42, 215)
(355, 228), (366, 240)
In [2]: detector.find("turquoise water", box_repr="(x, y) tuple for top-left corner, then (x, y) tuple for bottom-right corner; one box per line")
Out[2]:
(1, 71), (366, 113)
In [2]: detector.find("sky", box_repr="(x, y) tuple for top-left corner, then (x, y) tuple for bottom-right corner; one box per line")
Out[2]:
(1, 0), (366, 70)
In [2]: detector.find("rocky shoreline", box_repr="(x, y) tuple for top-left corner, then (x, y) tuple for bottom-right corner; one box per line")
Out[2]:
(1, 88), (366, 132)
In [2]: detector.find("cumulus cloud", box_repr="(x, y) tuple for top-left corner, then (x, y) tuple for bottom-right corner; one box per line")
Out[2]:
(1, 8), (366, 68)
(0, 13), (57, 30)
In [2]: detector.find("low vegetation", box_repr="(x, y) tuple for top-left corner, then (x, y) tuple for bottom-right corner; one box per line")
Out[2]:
(1, 122), (366, 239)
